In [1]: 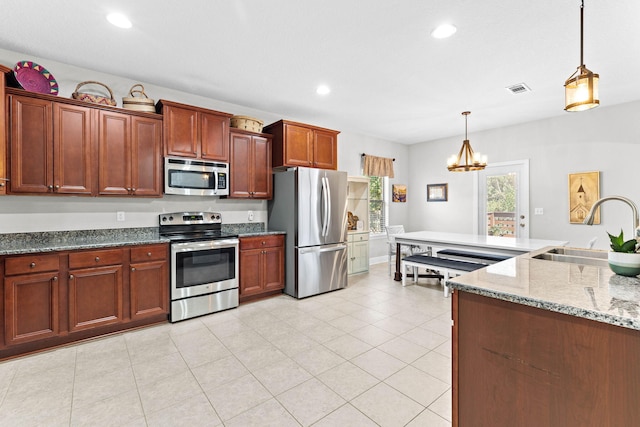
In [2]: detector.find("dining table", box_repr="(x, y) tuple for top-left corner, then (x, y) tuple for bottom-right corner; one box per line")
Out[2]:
(392, 231), (569, 281)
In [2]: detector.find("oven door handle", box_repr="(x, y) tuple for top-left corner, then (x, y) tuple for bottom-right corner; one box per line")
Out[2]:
(171, 239), (239, 252)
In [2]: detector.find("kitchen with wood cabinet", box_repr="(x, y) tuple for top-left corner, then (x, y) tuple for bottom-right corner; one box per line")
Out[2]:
(0, 242), (169, 360)
(263, 119), (339, 170)
(238, 234), (285, 303)
(6, 88), (163, 197)
(229, 128), (272, 199)
(158, 99), (232, 161)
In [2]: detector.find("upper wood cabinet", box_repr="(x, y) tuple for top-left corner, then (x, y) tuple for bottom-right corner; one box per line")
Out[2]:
(263, 120), (339, 170)
(5, 88), (162, 197)
(0, 65), (11, 195)
(98, 111), (162, 197)
(229, 129), (272, 199)
(9, 95), (93, 195)
(158, 99), (232, 161)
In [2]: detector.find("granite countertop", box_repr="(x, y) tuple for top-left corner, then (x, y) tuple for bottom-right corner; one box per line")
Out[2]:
(238, 231), (286, 237)
(0, 224), (285, 255)
(447, 246), (640, 331)
(0, 228), (169, 255)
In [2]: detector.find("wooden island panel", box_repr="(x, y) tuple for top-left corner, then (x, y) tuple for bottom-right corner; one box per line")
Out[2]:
(453, 290), (640, 427)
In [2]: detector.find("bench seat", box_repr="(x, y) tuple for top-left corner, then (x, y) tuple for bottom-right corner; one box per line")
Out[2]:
(401, 254), (486, 296)
(437, 249), (512, 264)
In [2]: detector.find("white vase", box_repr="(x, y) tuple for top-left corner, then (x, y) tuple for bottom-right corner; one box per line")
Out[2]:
(608, 252), (640, 277)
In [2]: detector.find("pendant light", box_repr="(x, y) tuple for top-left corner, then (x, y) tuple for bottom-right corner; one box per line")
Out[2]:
(564, 0), (599, 112)
(447, 111), (487, 172)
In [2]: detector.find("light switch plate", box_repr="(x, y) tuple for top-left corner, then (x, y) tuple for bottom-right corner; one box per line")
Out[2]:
(534, 208), (543, 215)
(116, 211), (125, 221)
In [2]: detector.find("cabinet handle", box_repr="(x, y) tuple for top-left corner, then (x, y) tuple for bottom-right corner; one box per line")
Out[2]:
(95, 256), (100, 262)
(29, 262), (36, 268)
(69, 274), (74, 280)
(131, 267), (136, 272)
(0, 182), (4, 187)
(48, 185), (53, 190)
(52, 276), (58, 281)
(147, 252), (152, 257)
(131, 188), (136, 193)
(55, 185), (60, 190)
(261, 241), (266, 245)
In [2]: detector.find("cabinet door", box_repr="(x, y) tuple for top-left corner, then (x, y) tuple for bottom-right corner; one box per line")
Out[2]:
(130, 260), (168, 320)
(313, 129), (338, 170)
(9, 95), (53, 193)
(229, 132), (252, 198)
(4, 272), (60, 346)
(200, 112), (230, 161)
(98, 111), (131, 195)
(0, 66), (10, 195)
(68, 265), (123, 332)
(164, 105), (198, 157)
(262, 245), (284, 292)
(239, 249), (263, 297)
(53, 103), (93, 194)
(252, 135), (272, 199)
(131, 116), (162, 196)
(351, 240), (369, 274)
(283, 124), (313, 167)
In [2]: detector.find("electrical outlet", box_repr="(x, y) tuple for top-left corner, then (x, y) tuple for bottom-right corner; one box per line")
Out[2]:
(116, 211), (125, 221)
(534, 208), (544, 215)
(248, 210), (254, 221)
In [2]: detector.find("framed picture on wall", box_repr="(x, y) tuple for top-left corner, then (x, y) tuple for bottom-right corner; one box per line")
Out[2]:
(392, 184), (407, 202)
(568, 171), (600, 224)
(427, 183), (448, 202)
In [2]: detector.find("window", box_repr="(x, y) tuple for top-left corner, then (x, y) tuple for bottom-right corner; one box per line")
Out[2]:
(369, 176), (388, 234)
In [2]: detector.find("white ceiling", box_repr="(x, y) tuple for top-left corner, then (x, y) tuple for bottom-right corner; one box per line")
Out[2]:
(0, 0), (638, 144)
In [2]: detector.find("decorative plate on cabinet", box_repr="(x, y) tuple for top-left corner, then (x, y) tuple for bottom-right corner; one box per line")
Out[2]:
(13, 60), (59, 95)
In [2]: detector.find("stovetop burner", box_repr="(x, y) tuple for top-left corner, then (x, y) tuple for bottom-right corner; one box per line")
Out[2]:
(159, 211), (238, 242)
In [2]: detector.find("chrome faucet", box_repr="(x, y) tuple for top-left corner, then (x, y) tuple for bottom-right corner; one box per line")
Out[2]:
(583, 195), (640, 242)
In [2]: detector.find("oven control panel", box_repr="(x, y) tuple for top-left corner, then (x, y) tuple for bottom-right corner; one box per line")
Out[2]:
(160, 212), (222, 225)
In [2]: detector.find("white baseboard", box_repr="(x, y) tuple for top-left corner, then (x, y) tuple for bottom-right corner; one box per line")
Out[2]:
(369, 256), (388, 265)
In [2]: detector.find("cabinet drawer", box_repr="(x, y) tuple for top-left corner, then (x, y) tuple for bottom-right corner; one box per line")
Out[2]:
(130, 244), (167, 263)
(5, 254), (60, 276)
(348, 233), (369, 243)
(69, 248), (124, 269)
(240, 234), (284, 250)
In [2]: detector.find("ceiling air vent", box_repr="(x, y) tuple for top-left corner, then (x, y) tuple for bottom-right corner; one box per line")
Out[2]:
(506, 83), (532, 94)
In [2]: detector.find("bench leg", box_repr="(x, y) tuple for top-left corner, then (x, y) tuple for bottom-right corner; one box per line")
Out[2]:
(443, 271), (451, 298)
(401, 261), (407, 286)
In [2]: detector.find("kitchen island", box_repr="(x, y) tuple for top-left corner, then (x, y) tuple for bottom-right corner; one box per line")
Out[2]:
(447, 247), (640, 426)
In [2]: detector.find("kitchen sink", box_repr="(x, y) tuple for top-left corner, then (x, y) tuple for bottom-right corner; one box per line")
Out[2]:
(532, 247), (609, 268)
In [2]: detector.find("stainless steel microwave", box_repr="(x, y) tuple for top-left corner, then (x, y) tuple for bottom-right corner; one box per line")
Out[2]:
(164, 156), (229, 196)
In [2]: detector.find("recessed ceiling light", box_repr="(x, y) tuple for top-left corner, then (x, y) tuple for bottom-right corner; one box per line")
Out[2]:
(107, 12), (132, 29)
(316, 85), (331, 95)
(431, 24), (457, 39)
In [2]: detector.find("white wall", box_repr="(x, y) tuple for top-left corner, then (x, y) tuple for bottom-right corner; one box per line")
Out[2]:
(407, 101), (640, 250)
(0, 49), (408, 235)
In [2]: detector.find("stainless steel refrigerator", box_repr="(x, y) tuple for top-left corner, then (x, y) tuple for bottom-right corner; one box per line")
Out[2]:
(268, 167), (348, 298)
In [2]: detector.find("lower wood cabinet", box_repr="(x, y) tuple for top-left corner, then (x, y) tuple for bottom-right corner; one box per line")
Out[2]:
(1, 243), (168, 359)
(239, 234), (284, 303)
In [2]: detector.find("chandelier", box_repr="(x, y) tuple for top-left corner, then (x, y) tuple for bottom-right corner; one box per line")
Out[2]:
(447, 111), (487, 172)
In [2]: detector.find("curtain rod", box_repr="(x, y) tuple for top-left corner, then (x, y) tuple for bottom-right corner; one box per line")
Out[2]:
(361, 153), (395, 161)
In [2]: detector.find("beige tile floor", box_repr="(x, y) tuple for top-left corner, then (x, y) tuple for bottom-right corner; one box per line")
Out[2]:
(0, 263), (452, 427)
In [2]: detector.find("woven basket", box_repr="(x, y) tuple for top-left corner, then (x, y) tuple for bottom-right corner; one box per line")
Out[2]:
(230, 115), (264, 133)
(72, 81), (117, 106)
(122, 84), (156, 113)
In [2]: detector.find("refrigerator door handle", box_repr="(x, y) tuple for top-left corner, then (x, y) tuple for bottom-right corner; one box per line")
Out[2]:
(321, 176), (329, 236)
(299, 243), (347, 254)
(324, 176), (332, 236)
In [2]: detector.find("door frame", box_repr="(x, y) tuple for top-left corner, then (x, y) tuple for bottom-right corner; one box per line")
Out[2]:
(473, 159), (530, 237)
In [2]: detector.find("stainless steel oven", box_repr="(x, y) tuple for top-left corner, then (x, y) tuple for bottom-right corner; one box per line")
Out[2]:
(164, 156), (229, 196)
(160, 212), (239, 322)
